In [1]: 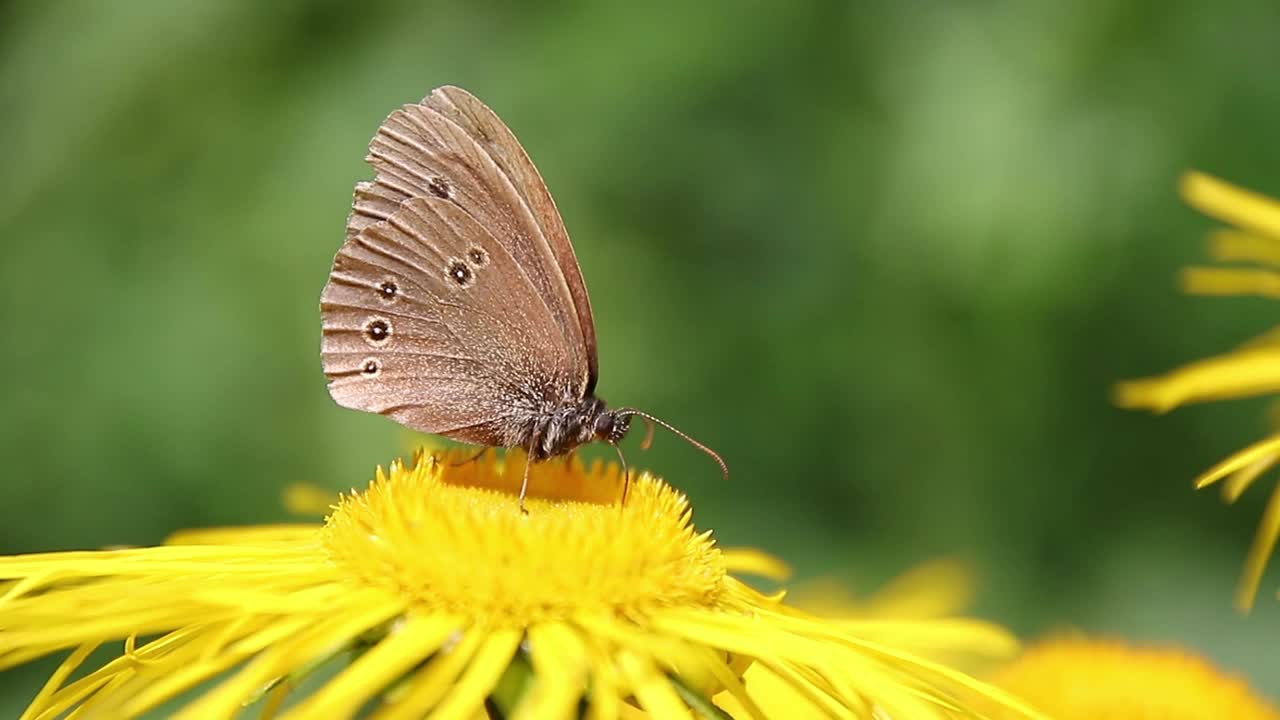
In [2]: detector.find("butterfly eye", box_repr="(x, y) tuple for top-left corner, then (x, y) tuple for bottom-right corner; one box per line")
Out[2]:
(378, 280), (399, 300)
(426, 176), (452, 199)
(447, 260), (474, 287)
(364, 318), (392, 345)
(467, 247), (489, 267)
(361, 358), (381, 376)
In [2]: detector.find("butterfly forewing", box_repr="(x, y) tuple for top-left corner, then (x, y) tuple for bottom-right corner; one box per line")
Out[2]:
(424, 86), (599, 389)
(344, 89), (593, 393)
(321, 195), (578, 446)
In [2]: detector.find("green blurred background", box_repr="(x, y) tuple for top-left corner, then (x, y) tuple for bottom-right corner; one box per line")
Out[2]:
(3, 0), (1280, 708)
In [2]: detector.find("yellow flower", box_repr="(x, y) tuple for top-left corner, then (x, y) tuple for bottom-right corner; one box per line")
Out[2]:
(0, 450), (1037, 719)
(987, 636), (1280, 719)
(1116, 171), (1280, 611)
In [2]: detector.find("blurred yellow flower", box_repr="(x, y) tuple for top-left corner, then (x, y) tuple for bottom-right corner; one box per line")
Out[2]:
(0, 450), (1036, 719)
(784, 558), (977, 620)
(1116, 171), (1280, 610)
(987, 636), (1280, 720)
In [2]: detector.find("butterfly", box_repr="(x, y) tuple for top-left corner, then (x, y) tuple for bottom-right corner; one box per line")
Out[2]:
(320, 86), (726, 509)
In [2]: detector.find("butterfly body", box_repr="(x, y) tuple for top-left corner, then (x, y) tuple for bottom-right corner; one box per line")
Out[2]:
(511, 395), (632, 461)
(320, 86), (722, 505)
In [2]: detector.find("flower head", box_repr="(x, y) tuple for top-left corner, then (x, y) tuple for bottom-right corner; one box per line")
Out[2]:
(987, 636), (1280, 720)
(1116, 171), (1280, 610)
(0, 450), (1035, 719)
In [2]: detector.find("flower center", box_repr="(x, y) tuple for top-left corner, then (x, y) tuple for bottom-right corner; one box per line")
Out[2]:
(322, 451), (727, 624)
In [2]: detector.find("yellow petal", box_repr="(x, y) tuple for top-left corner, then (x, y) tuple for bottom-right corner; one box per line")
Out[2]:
(518, 623), (588, 720)
(1237, 485), (1280, 613)
(430, 628), (522, 720)
(20, 642), (98, 720)
(1195, 435), (1280, 490)
(1221, 452), (1278, 503)
(1181, 266), (1280, 299)
(370, 627), (483, 720)
(720, 549), (791, 581)
(1115, 348), (1280, 413)
(1207, 228), (1280, 267)
(279, 615), (460, 719)
(173, 601), (401, 719)
(1181, 171), (1280, 240)
(616, 652), (694, 720)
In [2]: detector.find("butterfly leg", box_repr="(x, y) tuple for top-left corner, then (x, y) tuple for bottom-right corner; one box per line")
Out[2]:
(610, 443), (631, 507)
(518, 440), (536, 515)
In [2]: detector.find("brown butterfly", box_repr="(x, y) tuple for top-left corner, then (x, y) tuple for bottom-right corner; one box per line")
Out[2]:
(320, 86), (726, 509)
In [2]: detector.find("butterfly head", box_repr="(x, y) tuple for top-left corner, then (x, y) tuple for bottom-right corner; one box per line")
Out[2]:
(592, 411), (632, 445)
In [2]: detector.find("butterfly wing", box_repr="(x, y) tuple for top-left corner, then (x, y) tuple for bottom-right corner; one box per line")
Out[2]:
(424, 86), (599, 391)
(344, 86), (598, 394)
(321, 196), (576, 446)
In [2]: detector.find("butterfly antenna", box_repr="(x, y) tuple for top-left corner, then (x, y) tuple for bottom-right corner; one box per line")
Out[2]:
(616, 409), (729, 481)
(611, 442), (631, 506)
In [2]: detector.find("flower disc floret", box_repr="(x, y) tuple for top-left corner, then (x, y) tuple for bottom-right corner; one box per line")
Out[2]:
(323, 451), (726, 623)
